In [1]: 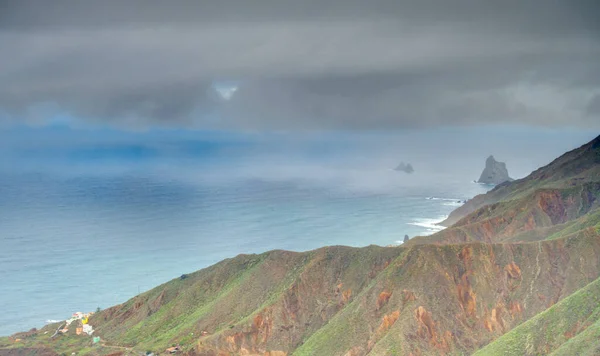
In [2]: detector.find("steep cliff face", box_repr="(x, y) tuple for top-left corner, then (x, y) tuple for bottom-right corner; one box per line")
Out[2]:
(478, 155), (513, 185)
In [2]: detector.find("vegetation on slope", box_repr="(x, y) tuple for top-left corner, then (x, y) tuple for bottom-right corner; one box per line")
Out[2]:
(409, 182), (600, 245)
(4, 231), (600, 355)
(474, 276), (600, 356)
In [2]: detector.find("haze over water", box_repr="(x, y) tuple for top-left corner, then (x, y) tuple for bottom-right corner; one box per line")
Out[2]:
(0, 125), (595, 335)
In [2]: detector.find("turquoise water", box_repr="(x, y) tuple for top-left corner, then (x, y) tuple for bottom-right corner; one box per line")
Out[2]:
(1, 127), (595, 335)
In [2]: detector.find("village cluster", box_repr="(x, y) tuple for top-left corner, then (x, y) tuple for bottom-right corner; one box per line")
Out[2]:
(58, 311), (101, 344)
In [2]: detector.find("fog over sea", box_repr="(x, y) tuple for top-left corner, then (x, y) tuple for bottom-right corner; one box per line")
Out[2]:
(0, 125), (595, 335)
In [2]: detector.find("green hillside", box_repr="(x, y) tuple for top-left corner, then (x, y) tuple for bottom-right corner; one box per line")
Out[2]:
(474, 276), (600, 356)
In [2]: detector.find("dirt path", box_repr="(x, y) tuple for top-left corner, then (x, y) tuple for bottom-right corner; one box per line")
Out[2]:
(50, 323), (65, 338)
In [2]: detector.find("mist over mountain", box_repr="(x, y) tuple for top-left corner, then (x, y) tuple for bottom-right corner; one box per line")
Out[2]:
(2, 1), (600, 355)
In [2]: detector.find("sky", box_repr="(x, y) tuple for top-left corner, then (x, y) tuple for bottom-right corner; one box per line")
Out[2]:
(1, 0), (599, 131)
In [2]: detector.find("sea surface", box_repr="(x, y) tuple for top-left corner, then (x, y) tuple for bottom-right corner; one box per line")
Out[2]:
(1, 126), (594, 335)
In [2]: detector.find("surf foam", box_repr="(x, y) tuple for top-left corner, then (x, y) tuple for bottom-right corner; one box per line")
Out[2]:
(407, 216), (447, 236)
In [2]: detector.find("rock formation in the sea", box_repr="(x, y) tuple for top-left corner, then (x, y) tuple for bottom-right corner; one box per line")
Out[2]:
(403, 234), (409, 243)
(394, 162), (414, 173)
(477, 155), (513, 185)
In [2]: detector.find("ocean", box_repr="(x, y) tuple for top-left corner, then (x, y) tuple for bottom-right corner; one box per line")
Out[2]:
(0, 126), (594, 335)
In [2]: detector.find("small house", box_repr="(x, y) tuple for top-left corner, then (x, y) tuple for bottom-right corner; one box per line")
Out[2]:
(82, 324), (94, 335)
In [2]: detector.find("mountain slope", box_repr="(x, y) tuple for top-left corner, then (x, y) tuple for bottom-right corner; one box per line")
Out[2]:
(407, 134), (600, 246)
(441, 134), (600, 227)
(3, 230), (600, 355)
(294, 233), (600, 356)
(410, 182), (600, 245)
(474, 275), (600, 356)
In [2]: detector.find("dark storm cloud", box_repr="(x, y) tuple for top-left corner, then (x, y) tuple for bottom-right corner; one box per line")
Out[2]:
(1, 0), (599, 129)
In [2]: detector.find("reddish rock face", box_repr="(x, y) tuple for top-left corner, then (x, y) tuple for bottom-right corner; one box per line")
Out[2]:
(415, 306), (436, 340)
(413, 306), (452, 354)
(377, 310), (400, 334)
(504, 262), (521, 279)
(537, 191), (567, 225)
(376, 291), (392, 310)
(456, 246), (477, 318)
(402, 290), (416, 303)
(483, 305), (505, 333)
(458, 246), (473, 268)
(341, 289), (353, 304)
(508, 301), (523, 317)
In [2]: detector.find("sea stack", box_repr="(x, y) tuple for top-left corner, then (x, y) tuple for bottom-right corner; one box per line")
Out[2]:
(394, 162), (414, 174)
(477, 155), (513, 185)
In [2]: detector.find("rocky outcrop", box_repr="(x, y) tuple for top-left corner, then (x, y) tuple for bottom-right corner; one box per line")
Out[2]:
(395, 162), (414, 174)
(478, 155), (513, 185)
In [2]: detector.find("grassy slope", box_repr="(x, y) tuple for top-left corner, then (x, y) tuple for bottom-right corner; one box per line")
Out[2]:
(474, 276), (600, 356)
(100, 250), (308, 349)
(545, 208), (600, 240)
(551, 319), (600, 356)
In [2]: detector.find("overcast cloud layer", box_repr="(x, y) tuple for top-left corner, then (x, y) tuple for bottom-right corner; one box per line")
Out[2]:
(1, 0), (599, 130)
